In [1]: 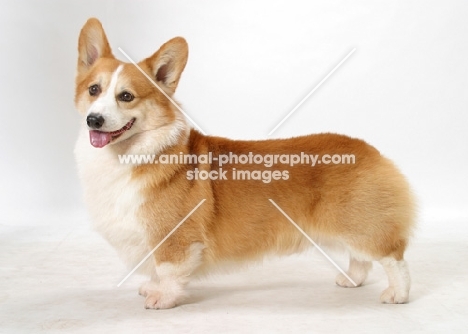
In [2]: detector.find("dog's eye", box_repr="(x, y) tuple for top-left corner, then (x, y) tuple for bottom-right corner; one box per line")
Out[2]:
(118, 91), (134, 102)
(89, 84), (101, 96)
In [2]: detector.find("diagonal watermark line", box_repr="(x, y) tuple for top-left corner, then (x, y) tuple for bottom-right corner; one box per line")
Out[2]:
(269, 199), (357, 287)
(117, 199), (206, 287)
(118, 47), (207, 135)
(268, 48), (356, 136)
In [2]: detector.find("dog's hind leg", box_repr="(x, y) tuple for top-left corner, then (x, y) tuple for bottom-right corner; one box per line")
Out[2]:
(379, 257), (410, 304)
(335, 256), (372, 288)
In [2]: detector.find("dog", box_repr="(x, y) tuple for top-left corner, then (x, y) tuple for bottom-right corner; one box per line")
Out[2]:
(74, 18), (415, 309)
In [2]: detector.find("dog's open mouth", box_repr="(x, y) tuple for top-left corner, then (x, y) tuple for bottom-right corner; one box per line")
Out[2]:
(89, 118), (136, 148)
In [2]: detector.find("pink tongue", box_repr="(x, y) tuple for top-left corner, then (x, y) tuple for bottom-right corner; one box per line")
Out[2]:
(89, 131), (112, 148)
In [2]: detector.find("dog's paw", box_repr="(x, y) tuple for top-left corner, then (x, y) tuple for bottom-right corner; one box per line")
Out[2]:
(144, 290), (177, 309)
(380, 287), (409, 304)
(139, 281), (158, 297)
(335, 273), (362, 288)
(141, 282), (181, 309)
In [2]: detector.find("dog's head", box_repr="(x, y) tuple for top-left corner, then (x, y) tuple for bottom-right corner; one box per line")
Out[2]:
(75, 18), (189, 150)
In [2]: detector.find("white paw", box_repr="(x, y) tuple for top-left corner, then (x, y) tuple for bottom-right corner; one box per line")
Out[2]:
(380, 287), (409, 304)
(139, 281), (158, 297)
(335, 273), (362, 288)
(140, 280), (183, 309)
(144, 290), (177, 309)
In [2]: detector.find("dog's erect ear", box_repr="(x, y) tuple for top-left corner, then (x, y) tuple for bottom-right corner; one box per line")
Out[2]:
(77, 18), (113, 74)
(144, 37), (188, 95)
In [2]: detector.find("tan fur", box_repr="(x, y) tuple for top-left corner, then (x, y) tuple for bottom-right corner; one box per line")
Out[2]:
(135, 132), (415, 266)
(75, 18), (416, 308)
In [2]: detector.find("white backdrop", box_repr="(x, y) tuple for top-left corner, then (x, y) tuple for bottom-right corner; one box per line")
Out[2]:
(0, 1), (467, 234)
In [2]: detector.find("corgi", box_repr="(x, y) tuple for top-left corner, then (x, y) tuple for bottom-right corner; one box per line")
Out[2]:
(74, 18), (416, 309)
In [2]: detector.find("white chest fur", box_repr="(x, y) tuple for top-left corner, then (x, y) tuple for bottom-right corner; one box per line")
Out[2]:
(75, 128), (154, 274)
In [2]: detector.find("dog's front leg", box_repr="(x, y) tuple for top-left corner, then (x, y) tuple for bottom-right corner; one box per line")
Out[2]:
(138, 272), (159, 298)
(140, 242), (205, 309)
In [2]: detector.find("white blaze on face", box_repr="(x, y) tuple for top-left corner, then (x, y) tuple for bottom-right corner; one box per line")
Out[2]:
(89, 65), (123, 116)
(88, 65), (132, 148)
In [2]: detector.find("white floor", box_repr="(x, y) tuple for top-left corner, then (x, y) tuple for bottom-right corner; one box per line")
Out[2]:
(1, 219), (467, 333)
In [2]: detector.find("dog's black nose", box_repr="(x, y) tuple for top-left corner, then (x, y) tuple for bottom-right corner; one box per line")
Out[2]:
(86, 114), (105, 129)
